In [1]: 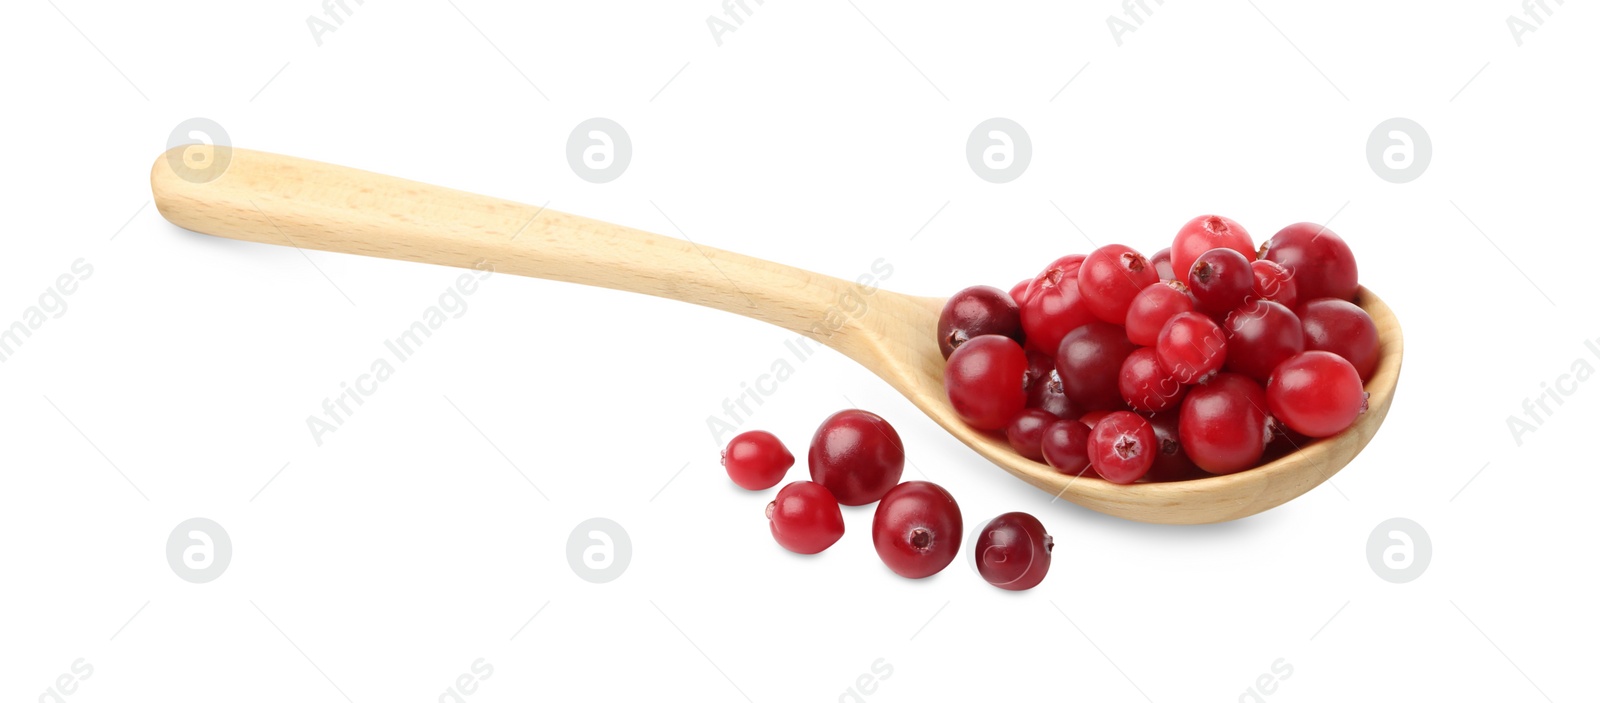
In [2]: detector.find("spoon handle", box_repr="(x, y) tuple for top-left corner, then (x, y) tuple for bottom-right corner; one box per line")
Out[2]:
(151, 147), (857, 340)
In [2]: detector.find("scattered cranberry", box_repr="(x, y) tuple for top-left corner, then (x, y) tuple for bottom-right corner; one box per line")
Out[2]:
(1005, 409), (1057, 462)
(1299, 298), (1379, 381)
(1150, 247), (1176, 281)
(1057, 322), (1139, 410)
(808, 410), (905, 506)
(1119, 346), (1186, 413)
(1260, 223), (1359, 302)
(1020, 275), (1097, 355)
(722, 430), (794, 490)
(1089, 411), (1157, 484)
(944, 335), (1028, 430)
(1143, 409), (1200, 481)
(1250, 259), (1298, 309)
(1157, 312), (1227, 384)
(1267, 351), (1366, 438)
(1041, 419), (1093, 475)
(1172, 215), (1254, 286)
(1179, 373), (1271, 474)
(1078, 244), (1158, 324)
(872, 481), (963, 579)
(767, 481), (845, 554)
(974, 512), (1052, 591)
(1188, 248), (1255, 315)
(1223, 300), (1304, 382)
(937, 285), (1023, 359)
(1125, 280), (1194, 347)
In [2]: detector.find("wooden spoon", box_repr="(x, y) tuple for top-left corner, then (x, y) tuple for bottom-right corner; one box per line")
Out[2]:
(150, 146), (1402, 524)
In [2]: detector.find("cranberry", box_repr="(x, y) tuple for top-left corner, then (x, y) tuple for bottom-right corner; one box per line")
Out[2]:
(1056, 322), (1139, 411)
(872, 481), (963, 579)
(1125, 280), (1194, 347)
(944, 335), (1028, 430)
(722, 430), (794, 490)
(1178, 373), (1271, 474)
(1024, 352), (1080, 419)
(1172, 215), (1254, 287)
(1040, 419), (1093, 476)
(1078, 410), (1112, 429)
(767, 481), (845, 554)
(1005, 409), (1058, 462)
(974, 512), (1053, 591)
(1143, 409), (1200, 481)
(1020, 276), (1097, 355)
(1078, 244), (1158, 324)
(1250, 259), (1298, 309)
(1267, 351), (1366, 438)
(1260, 223), (1359, 302)
(1023, 254), (1087, 302)
(1119, 346), (1186, 413)
(1156, 312), (1227, 384)
(1223, 300), (1304, 382)
(1188, 248), (1255, 315)
(937, 285), (1023, 358)
(1150, 247), (1176, 281)
(1088, 411), (1157, 484)
(807, 409), (905, 506)
(1299, 298), (1379, 381)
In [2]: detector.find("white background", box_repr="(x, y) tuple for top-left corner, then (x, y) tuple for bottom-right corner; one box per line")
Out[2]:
(2, 1), (1596, 701)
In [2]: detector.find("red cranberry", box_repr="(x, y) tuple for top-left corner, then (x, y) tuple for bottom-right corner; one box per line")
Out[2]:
(1150, 247), (1176, 281)
(1143, 409), (1200, 481)
(1179, 373), (1271, 474)
(944, 335), (1028, 430)
(1250, 259), (1298, 309)
(1056, 322), (1139, 411)
(1024, 351), (1081, 419)
(1172, 215), (1254, 286)
(1023, 254), (1086, 302)
(1020, 276), (1097, 355)
(1119, 346), (1186, 413)
(872, 481), (963, 579)
(1223, 300), (1304, 382)
(1088, 411), (1157, 484)
(1125, 280), (1194, 347)
(767, 481), (845, 554)
(1005, 409), (1057, 462)
(1157, 312), (1227, 384)
(974, 512), (1052, 591)
(937, 285), (1023, 358)
(1078, 410), (1112, 430)
(1260, 223), (1359, 302)
(1299, 298), (1379, 381)
(1041, 419), (1093, 476)
(1267, 351), (1366, 438)
(1188, 248), (1255, 315)
(722, 430), (794, 490)
(1078, 244), (1158, 324)
(807, 409), (905, 506)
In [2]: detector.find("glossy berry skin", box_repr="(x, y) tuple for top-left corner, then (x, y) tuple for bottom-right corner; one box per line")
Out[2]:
(1150, 247), (1176, 281)
(1020, 276), (1097, 355)
(937, 285), (1023, 359)
(1172, 215), (1254, 287)
(1299, 298), (1379, 381)
(1125, 280), (1194, 347)
(767, 481), (845, 554)
(1041, 419), (1093, 476)
(1005, 409), (1058, 463)
(1267, 351), (1366, 438)
(975, 512), (1053, 591)
(722, 430), (794, 490)
(1056, 322), (1139, 411)
(1024, 352), (1080, 419)
(1010, 278), (1034, 307)
(1250, 259), (1298, 309)
(1023, 254), (1087, 302)
(872, 481), (963, 579)
(1143, 409), (1200, 482)
(1078, 244), (1158, 324)
(944, 335), (1029, 430)
(1078, 410), (1112, 429)
(1223, 300), (1304, 382)
(1179, 373), (1270, 474)
(1089, 411), (1157, 484)
(1188, 248), (1255, 315)
(808, 410), (905, 506)
(1260, 223), (1359, 302)
(1157, 312), (1228, 384)
(1119, 346), (1186, 413)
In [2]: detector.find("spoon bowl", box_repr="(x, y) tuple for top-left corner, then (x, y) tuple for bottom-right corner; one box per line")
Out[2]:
(152, 147), (1401, 524)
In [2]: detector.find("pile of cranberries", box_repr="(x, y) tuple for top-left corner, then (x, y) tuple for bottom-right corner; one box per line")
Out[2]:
(939, 216), (1378, 483)
(724, 410), (1053, 590)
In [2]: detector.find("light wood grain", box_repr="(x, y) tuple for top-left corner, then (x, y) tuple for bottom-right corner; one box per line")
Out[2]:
(151, 146), (1402, 524)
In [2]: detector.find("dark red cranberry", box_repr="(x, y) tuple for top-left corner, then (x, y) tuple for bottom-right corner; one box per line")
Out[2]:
(1260, 223), (1359, 302)
(975, 512), (1052, 591)
(1188, 248), (1255, 315)
(1023, 351), (1081, 419)
(807, 410), (905, 506)
(1267, 351), (1366, 438)
(1119, 346), (1186, 413)
(1040, 419), (1093, 476)
(944, 335), (1028, 430)
(1143, 409), (1200, 481)
(1056, 322), (1139, 411)
(1172, 215), (1254, 287)
(1078, 244), (1158, 324)
(1223, 299), (1304, 382)
(722, 430), (794, 490)
(1178, 373), (1271, 474)
(1250, 259), (1298, 309)
(1299, 298), (1379, 381)
(872, 481), (963, 579)
(937, 285), (1023, 358)
(767, 481), (845, 554)
(1126, 280), (1195, 347)
(1005, 409), (1057, 463)
(1088, 411), (1157, 484)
